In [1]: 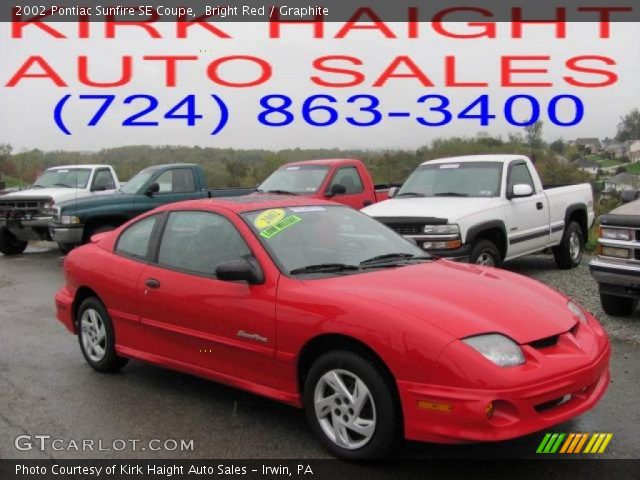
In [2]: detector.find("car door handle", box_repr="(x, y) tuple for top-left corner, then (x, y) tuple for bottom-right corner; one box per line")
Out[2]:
(536, 202), (544, 210)
(145, 278), (161, 289)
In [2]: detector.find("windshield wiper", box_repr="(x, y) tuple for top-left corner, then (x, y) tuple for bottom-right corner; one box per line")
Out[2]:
(360, 253), (430, 268)
(290, 263), (359, 275)
(432, 192), (469, 197)
(267, 189), (298, 195)
(53, 183), (72, 188)
(396, 192), (425, 198)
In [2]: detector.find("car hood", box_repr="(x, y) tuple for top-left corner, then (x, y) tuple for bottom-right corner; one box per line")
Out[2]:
(304, 260), (576, 344)
(1, 188), (87, 203)
(361, 197), (500, 222)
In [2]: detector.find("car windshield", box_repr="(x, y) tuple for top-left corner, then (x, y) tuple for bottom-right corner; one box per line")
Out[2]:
(398, 161), (503, 198)
(120, 169), (154, 194)
(257, 165), (329, 194)
(242, 205), (427, 276)
(32, 168), (92, 189)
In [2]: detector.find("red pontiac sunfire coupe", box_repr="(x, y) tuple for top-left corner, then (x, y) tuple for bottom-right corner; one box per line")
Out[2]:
(55, 196), (610, 459)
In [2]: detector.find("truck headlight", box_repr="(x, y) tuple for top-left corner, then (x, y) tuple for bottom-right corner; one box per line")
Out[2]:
(60, 215), (81, 225)
(599, 227), (632, 241)
(463, 334), (525, 367)
(423, 224), (459, 235)
(567, 300), (587, 324)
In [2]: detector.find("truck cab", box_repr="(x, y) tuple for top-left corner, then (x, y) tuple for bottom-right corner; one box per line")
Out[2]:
(256, 159), (392, 209)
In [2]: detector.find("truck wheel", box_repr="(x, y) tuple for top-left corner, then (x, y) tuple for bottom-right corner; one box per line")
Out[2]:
(553, 221), (583, 269)
(57, 243), (75, 255)
(470, 240), (501, 267)
(85, 224), (116, 244)
(77, 297), (129, 373)
(303, 351), (401, 460)
(600, 293), (638, 317)
(0, 227), (28, 255)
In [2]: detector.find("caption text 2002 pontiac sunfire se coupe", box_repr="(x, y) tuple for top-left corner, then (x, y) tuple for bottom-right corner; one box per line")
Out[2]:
(55, 196), (610, 459)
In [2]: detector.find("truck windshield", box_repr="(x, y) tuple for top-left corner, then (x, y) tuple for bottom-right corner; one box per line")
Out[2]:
(242, 205), (425, 276)
(32, 168), (92, 189)
(398, 162), (503, 198)
(120, 169), (154, 194)
(258, 165), (329, 194)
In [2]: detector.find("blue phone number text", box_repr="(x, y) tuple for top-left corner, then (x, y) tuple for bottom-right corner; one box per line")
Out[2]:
(53, 93), (585, 136)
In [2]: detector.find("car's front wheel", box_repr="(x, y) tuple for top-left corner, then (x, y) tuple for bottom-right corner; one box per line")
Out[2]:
(0, 227), (28, 255)
(77, 297), (128, 372)
(303, 351), (400, 460)
(600, 293), (639, 317)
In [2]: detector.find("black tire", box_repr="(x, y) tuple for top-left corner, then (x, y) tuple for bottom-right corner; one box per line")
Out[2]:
(57, 243), (75, 255)
(77, 297), (128, 373)
(303, 351), (401, 460)
(553, 221), (583, 269)
(600, 293), (639, 317)
(0, 227), (28, 255)
(84, 224), (116, 244)
(469, 239), (501, 267)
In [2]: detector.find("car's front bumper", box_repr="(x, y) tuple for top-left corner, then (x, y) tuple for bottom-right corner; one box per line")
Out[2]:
(398, 341), (610, 443)
(418, 243), (471, 262)
(55, 286), (76, 334)
(590, 257), (640, 297)
(49, 225), (84, 245)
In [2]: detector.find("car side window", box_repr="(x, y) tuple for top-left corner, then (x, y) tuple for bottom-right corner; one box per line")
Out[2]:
(157, 211), (251, 277)
(328, 167), (364, 195)
(115, 215), (158, 260)
(92, 169), (116, 190)
(155, 168), (196, 193)
(508, 163), (535, 191)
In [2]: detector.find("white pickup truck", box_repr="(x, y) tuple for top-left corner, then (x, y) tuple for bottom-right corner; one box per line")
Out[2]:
(362, 154), (594, 269)
(0, 164), (120, 255)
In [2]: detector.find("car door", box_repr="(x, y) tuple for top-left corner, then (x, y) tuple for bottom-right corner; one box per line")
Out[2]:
(325, 166), (368, 209)
(137, 209), (280, 389)
(133, 167), (202, 216)
(504, 161), (550, 257)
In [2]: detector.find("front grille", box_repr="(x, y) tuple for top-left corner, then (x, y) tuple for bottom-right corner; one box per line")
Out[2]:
(535, 394), (571, 412)
(529, 335), (559, 349)
(386, 223), (424, 236)
(0, 198), (50, 218)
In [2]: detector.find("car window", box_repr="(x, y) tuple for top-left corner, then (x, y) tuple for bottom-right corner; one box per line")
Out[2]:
(116, 215), (158, 259)
(92, 169), (116, 190)
(328, 167), (364, 194)
(158, 211), (251, 276)
(508, 163), (535, 191)
(155, 168), (196, 193)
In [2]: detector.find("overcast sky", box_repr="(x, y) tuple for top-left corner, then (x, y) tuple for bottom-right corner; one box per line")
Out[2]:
(1, 22), (638, 152)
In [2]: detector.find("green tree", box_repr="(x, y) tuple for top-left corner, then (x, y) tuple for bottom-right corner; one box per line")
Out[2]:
(616, 108), (640, 141)
(524, 121), (544, 150)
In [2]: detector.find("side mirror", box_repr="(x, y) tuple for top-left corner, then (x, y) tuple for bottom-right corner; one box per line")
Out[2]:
(145, 182), (160, 197)
(215, 258), (263, 284)
(325, 183), (347, 198)
(510, 184), (534, 198)
(621, 189), (638, 203)
(388, 186), (399, 198)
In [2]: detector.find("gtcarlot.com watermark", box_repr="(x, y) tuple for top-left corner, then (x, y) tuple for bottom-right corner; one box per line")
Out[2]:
(14, 434), (194, 452)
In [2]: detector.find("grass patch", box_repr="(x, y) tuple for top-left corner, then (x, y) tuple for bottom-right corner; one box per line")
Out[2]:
(0, 175), (27, 188)
(627, 162), (640, 174)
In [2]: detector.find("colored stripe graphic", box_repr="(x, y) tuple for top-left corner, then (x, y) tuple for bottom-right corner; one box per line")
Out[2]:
(538, 433), (613, 454)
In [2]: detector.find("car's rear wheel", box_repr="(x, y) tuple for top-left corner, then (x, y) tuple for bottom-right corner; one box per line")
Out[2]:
(0, 227), (28, 255)
(303, 351), (400, 460)
(470, 239), (501, 267)
(553, 221), (583, 269)
(57, 243), (75, 255)
(600, 293), (638, 317)
(77, 297), (128, 372)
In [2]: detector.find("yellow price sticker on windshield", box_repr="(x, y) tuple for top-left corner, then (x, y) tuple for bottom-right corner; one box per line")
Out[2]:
(254, 208), (286, 229)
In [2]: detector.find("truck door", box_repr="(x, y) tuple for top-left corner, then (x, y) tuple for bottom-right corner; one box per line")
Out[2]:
(504, 161), (550, 257)
(325, 166), (368, 209)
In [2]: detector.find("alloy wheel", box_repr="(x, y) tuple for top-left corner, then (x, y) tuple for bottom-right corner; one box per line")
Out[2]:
(80, 308), (107, 363)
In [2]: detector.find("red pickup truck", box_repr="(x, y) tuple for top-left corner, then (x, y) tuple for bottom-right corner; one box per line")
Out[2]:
(256, 158), (394, 209)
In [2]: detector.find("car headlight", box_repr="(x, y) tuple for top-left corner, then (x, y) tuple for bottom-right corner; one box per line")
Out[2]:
(568, 300), (587, 324)
(599, 227), (632, 241)
(60, 215), (81, 225)
(463, 334), (525, 367)
(423, 224), (459, 235)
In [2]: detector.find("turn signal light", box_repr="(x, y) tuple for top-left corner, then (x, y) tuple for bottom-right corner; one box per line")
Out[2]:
(417, 400), (452, 413)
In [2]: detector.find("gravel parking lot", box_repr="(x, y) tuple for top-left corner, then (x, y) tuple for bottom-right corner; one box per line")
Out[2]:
(1, 244), (639, 460)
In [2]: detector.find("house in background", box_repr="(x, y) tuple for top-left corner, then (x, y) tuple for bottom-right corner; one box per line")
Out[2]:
(573, 138), (602, 154)
(630, 140), (640, 163)
(604, 172), (640, 192)
(574, 158), (599, 176)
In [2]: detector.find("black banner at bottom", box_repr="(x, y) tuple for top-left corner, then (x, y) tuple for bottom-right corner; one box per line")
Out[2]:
(1, 459), (639, 480)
